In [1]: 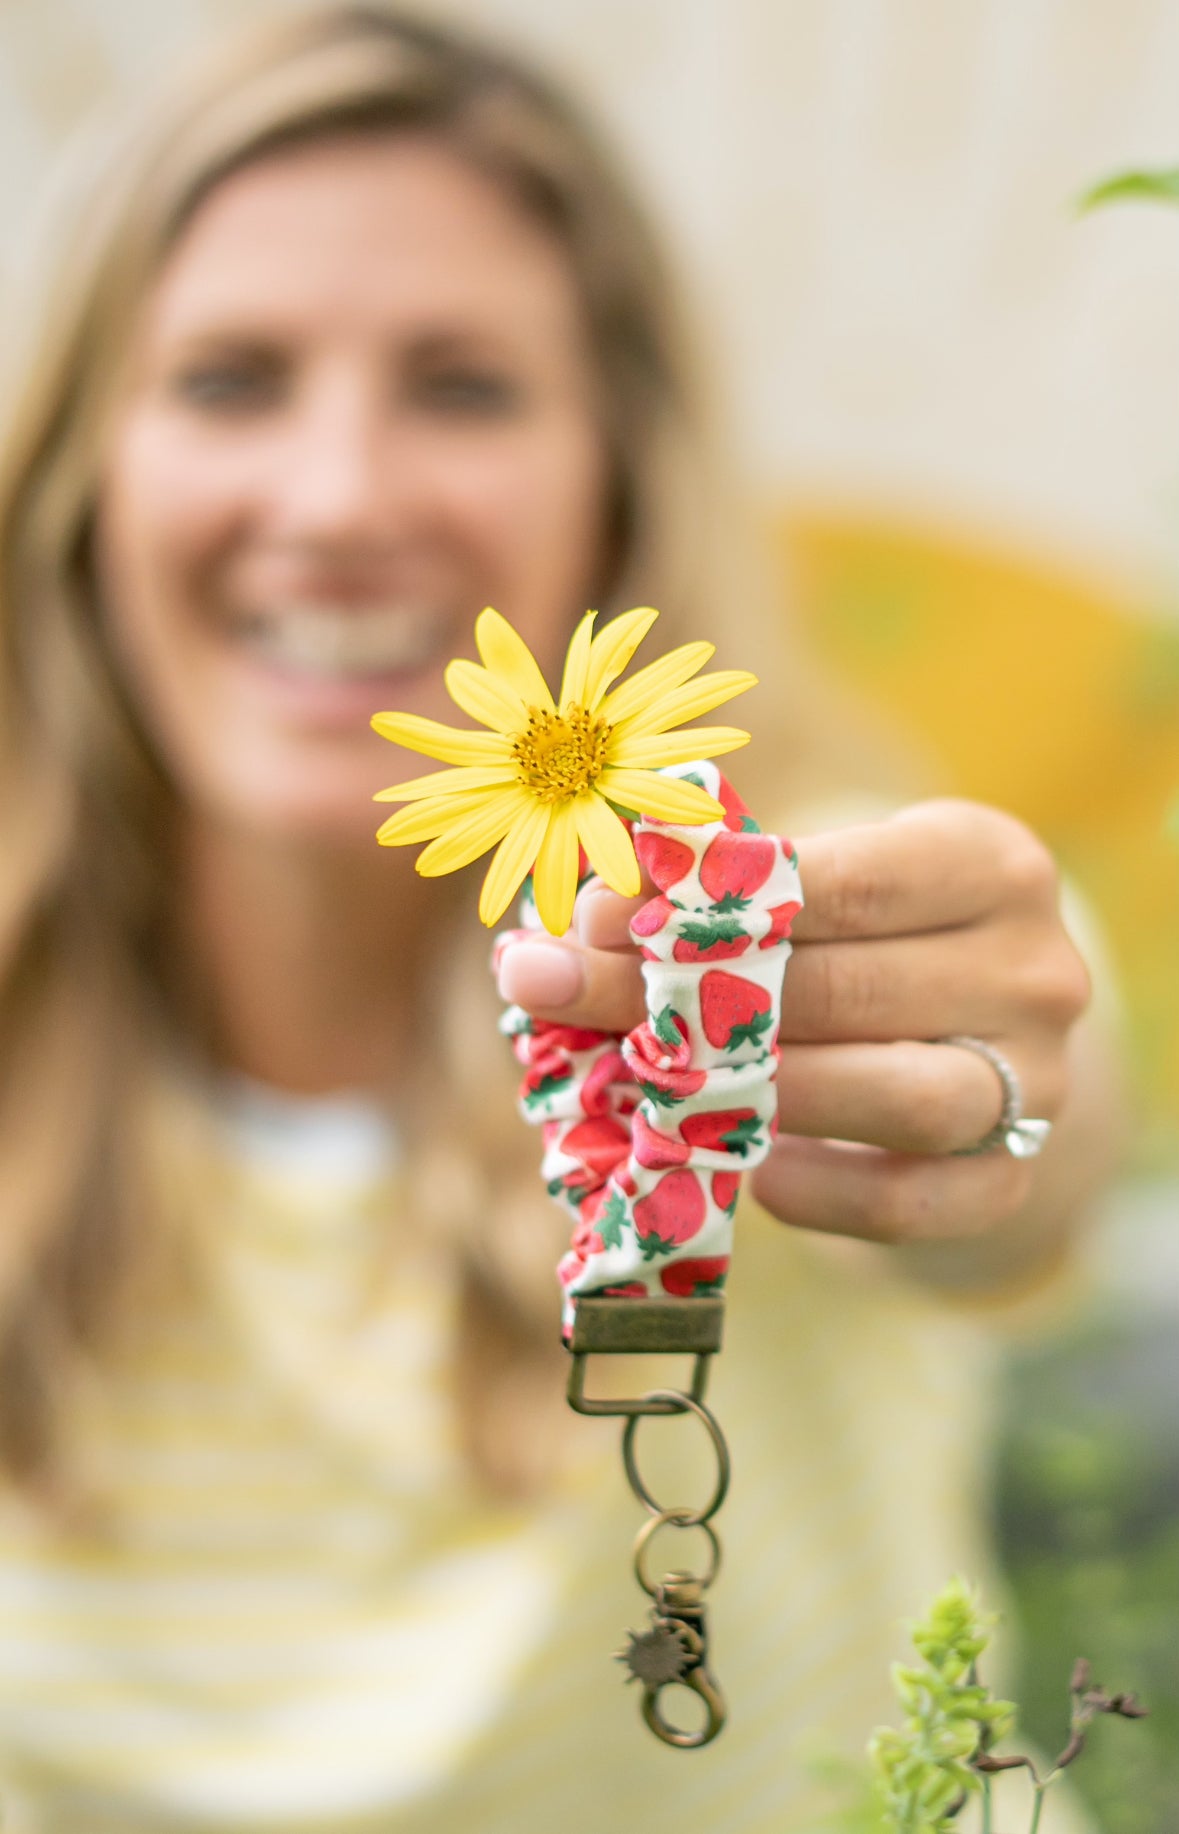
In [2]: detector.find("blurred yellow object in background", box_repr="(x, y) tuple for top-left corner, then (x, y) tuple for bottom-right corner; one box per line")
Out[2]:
(775, 510), (1179, 1150)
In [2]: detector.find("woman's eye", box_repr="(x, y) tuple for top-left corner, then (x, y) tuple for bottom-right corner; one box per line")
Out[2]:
(410, 370), (523, 416)
(171, 363), (283, 413)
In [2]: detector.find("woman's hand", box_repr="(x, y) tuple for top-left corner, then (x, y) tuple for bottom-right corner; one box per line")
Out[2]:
(494, 800), (1097, 1255)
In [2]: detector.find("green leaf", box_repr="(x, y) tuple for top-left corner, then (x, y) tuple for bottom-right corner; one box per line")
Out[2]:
(722, 1115), (764, 1154)
(1078, 168), (1179, 213)
(725, 1010), (775, 1051)
(523, 1069), (573, 1110)
(547, 1177), (590, 1207)
(597, 1189), (629, 1250)
(652, 1003), (685, 1049)
(677, 916), (746, 945)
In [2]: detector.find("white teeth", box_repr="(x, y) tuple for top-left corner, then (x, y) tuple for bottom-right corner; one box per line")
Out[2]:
(233, 604), (440, 678)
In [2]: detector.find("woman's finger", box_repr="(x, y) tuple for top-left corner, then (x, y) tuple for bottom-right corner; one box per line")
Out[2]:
(790, 799), (1060, 942)
(779, 925), (1084, 1043)
(574, 878), (653, 951)
(775, 1039), (1066, 1153)
(750, 1132), (1036, 1245)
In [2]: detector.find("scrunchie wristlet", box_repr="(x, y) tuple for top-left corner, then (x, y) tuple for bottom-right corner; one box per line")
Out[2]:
(497, 761), (801, 1335)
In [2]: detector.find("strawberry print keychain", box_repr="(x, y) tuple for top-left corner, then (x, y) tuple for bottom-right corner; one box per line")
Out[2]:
(497, 760), (800, 1746)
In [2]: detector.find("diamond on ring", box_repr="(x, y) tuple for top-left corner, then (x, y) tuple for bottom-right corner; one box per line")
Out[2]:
(936, 1035), (1053, 1159)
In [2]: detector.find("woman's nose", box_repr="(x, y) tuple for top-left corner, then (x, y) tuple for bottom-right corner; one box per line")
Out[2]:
(270, 376), (406, 549)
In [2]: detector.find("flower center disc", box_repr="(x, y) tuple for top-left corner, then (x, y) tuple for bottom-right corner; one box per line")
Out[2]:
(512, 706), (610, 803)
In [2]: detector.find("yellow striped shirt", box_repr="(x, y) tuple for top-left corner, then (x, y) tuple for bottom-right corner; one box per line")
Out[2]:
(0, 1082), (1086, 1832)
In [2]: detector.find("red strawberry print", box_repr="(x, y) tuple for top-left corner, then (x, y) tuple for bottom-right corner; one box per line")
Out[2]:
(537, 1023), (614, 1054)
(680, 1108), (763, 1157)
(759, 900), (802, 949)
(659, 1255), (730, 1297)
(566, 1277), (649, 1304)
(699, 970), (775, 1052)
(632, 1063), (708, 1107)
(558, 1251), (585, 1291)
(568, 1185), (609, 1257)
(716, 776), (754, 831)
(633, 1169), (707, 1258)
(711, 1170), (740, 1211)
(634, 831), (696, 891)
(562, 1115), (631, 1179)
(699, 832), (776, 911)
(632, 1109), (691, 1169)
(631, 895), (678, 939)
(625, 1012), (707, 1105)
(514, 1036), (561, 1074)
(579, 1048), (629, 1115)
(672, 917), (752, 963)
(547, 1169), (593, 1206)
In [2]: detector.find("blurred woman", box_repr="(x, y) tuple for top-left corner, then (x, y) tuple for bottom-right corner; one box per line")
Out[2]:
(0, 7), (1111, 1830)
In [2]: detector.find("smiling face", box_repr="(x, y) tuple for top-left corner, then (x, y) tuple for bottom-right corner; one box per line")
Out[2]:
(95, 133), (609, 844)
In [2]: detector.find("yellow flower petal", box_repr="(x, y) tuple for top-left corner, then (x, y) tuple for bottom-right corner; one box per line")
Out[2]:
(478, 800), (553, 928)
(584, 606), (660, 708)
(612, 670), (758, 740)
(374, 764), (518, 802)
(598, 767), (725, 825)
(597, 642), (715, 727)
(474, 607), (555, 712)
(376, 791), (496, 846)
(445, 659), (529, 730)
(610, 727), (750, 769)
(415, 787), (532, 876)
(370, 711), (512, 764)
(576, 791), (641, 897)
(558, 610), (596, 708)
(531, 798), (581, 935)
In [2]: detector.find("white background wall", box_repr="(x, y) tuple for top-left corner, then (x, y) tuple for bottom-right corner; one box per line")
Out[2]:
(4, 0), (1179, 590)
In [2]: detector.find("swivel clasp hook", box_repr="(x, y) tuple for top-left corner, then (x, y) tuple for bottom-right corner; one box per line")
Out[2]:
(618, 1546), (727, 1748)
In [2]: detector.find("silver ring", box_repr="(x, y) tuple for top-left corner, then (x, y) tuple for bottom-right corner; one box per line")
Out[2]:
(937, 1035), (1052, 1159)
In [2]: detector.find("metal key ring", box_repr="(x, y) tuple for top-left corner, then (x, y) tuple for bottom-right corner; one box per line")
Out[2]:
(622, 1389), (731, 1526)
(633, 1508), (722, 1597)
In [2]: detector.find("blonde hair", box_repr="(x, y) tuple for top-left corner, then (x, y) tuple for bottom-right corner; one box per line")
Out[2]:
(0, 3), (840, 1498)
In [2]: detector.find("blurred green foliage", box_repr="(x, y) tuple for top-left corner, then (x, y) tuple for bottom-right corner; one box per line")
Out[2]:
(994, 1314), (1179, 1833)
(1078, 168), (1179, 213)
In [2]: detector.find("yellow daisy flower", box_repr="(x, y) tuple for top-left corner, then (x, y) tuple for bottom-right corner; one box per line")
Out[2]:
(371, 606), (757, 935)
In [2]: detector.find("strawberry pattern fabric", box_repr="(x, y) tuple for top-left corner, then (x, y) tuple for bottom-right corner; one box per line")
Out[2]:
(496, 762), (801, 1336)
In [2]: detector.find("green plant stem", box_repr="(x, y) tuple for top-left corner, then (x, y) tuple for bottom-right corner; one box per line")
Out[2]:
(980, 1774), (993, 1834)
(1028, 1783), (1047, 1834)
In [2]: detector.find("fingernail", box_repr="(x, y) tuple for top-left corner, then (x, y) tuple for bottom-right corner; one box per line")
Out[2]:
(496, 940), (585, 1009)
